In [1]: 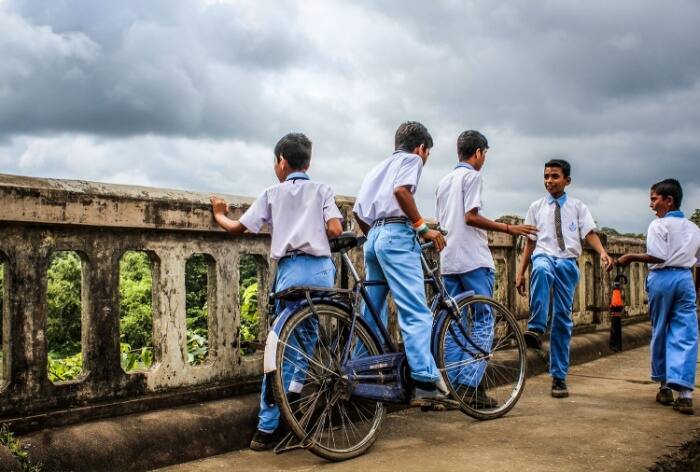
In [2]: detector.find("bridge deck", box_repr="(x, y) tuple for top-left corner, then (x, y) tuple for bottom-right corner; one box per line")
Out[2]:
(158, 345), (700, 472)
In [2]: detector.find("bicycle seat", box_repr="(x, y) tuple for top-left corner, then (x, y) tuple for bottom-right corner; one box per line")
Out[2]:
(329, 231), (366, 253)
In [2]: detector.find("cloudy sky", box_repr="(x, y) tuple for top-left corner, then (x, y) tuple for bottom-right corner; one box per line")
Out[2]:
(1, 0), (698, 233)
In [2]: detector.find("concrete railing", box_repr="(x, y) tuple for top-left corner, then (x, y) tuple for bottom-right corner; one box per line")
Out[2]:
(0, 173), (648, 431)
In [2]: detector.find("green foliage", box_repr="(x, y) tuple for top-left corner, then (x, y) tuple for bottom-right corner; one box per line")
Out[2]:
(47, 351), (82, 383)
(120, 342), (153, 371)
(691, 209), (700, 228)
(240, 282), (259, 343)
(599, 226), (644, 239)
(119, 252), (153, 350)
(0, 425), (43, 471)
(47, 252), (82, 356)
(186, 255), (210, 365)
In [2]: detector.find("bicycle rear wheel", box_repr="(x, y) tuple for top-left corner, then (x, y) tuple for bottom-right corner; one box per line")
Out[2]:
(272, 302), (385, 461)
(436, 295), (526, 420)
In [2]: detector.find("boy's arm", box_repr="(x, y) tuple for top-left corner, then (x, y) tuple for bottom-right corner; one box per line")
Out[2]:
(326, 218), (343, 239)
(616, 253), (664, 266)
(394, 186), (446, 251)
(515, 238), (536, 296)
(584, 231), (614, 272)
(353, 212), (371, 236)
(210, 196), (248, 235)
(465, 209), (538, 237)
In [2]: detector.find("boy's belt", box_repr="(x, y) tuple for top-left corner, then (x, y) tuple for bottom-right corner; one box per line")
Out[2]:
(650, 266), (692, 272)
(372, 216), (409, 227)
(279, 250), (308, 261)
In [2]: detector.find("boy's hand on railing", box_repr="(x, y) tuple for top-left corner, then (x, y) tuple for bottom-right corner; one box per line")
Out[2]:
(210, 196), (228, 215)
(422, 228), (446, 251)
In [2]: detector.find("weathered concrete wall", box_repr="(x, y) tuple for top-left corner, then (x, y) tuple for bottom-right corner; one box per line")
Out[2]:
(0, 173), (648, 432)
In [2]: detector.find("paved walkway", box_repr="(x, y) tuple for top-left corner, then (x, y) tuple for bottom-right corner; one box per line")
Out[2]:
(157, 346), (700, 472)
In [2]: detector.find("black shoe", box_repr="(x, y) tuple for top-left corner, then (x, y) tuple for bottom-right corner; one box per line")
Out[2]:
(656, 387), (674, 406)
(250, 429), (280, 451)
(551, 378), (569, 398)
(673, 397), (694, 415)
(523, 330), (543, 350)
(462, 385), (498, 409)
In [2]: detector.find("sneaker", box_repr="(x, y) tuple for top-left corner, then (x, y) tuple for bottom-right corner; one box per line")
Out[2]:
(462, 385), (498, 409)
(551, 378), (569, 398)
(656, 387), (674, 406)
(523, 330), (543, 350)
(412, 379), (459, 409)
(673, 397), (694, 415)
(250, 429), (280, 451)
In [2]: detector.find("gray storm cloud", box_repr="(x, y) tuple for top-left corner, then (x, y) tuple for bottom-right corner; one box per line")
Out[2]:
(0, 0), (698, 233)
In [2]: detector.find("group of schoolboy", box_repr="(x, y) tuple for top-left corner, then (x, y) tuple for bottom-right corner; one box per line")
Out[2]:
(211, 122), (700, 451)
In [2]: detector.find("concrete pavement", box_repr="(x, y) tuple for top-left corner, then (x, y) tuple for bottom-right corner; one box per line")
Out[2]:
(156, 345), (700, 472)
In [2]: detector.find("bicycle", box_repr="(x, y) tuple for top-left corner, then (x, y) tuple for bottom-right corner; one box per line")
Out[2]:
(263, 231), (527, 461)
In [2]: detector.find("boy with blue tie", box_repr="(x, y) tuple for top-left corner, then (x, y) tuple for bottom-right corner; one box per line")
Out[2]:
(515, 159), (613, 398)
(353, 121), (450, 404)
(616, 178), (700, 414)
(211, 132), (343, 450)
(436, 130), (537, 407)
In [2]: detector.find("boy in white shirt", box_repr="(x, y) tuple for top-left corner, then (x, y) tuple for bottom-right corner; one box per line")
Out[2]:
(616, 178), (700, 414)
(436, 130), (537, 407)
(515, 159), (613, 398)
(353, 121), (449, 404)
(210, 132), (343, 449)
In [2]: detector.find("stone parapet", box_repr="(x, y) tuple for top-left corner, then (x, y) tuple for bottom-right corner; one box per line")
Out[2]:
(0, 173), (648, 430)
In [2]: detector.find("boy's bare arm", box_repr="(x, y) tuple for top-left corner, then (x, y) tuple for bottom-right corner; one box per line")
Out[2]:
(584, 231), (613, 271)
(394, 186), (446, 251)
(353, 212), (371, 236)
(615, 253), (664, 266)
(515, 238), (536, 296)
(465, 209), (538, 237)
(210, 196), (248, 235)
(326, 218), (343, 239)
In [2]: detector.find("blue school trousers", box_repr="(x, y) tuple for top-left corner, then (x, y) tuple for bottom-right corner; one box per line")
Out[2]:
(258, 254), (336, 433)
(362, 222), (440, 384)
(527, 254), (579, 380)
(443, 267), (495, 387)
(647, 268), (698, 390)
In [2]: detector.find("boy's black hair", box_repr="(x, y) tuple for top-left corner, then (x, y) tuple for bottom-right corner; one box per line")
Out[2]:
(395, 121), (433, 152)
(457, 130), (489, 161)
(651, 178), (683, 209)
(544, 159), (571, 178)
(274, 133), (312, 170)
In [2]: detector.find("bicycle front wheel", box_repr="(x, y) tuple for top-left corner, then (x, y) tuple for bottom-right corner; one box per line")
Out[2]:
(272, 302), (386, 461)
(436, 295), (526, 420)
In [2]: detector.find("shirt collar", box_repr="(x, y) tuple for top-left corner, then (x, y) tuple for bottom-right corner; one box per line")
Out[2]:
(547, 193), (567, 206)
(664, 210), (685, 218)
(285, 171), (310, 182)
(455, 162), (475, 171)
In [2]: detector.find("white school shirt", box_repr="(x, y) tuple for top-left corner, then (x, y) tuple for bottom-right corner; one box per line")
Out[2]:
(435, 163), (495, 275)
(353, 150), (423, 225)
(525, 193), (597, 259)
(646, 211), (700, 270)
(239, 172), (343, 260)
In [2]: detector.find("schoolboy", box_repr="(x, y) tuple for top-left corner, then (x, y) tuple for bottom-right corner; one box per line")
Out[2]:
(616, 178), (700, 414)
(353, 121), (450, 404)
(436, 130), (538, 407)
(515, 159), (613, 398)
(211, 133), (343, 450)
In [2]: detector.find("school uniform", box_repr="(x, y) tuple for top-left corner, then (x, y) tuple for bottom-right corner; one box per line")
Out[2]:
(525, 193), (596, 380)
(645, 211), (700, 390)
(240, 171), (343, 433)
(353, 150), (440, 384)
(435, 162), (495, 387)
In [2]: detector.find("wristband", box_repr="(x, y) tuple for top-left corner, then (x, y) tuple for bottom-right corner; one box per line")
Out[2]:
(506, 224), (510, 234)
(412, 218), (425, 229)
(417, 223), (430, 235)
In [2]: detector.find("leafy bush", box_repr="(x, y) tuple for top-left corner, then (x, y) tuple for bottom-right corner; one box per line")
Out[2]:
(47, 351), (82, 382)
(119, 252), (153, 350)
(46, 252), (82, 356)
